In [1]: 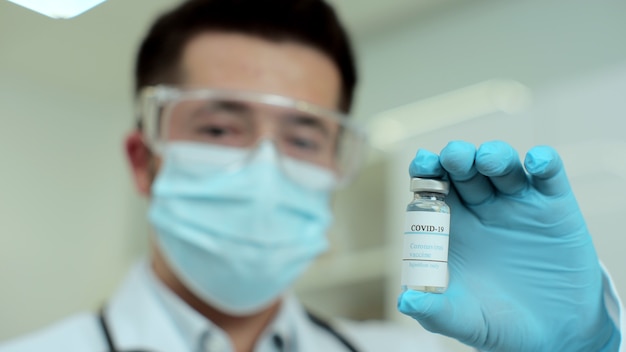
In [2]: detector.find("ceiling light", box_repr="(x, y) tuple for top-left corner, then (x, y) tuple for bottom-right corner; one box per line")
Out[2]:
(6, 0), (107, 19)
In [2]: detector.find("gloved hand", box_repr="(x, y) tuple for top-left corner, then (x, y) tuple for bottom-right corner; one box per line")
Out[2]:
(398, 140), (621, 352)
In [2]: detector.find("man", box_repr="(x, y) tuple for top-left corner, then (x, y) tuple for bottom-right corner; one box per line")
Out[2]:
(0, 0), (622, 351)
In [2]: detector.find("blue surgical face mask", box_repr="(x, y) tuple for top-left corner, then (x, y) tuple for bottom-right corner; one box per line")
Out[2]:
(149, 141), (333, 315)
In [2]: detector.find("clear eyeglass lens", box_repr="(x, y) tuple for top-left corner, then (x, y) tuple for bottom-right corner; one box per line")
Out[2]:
(146, 90), (367, 188)
(161, 97), (345, 166)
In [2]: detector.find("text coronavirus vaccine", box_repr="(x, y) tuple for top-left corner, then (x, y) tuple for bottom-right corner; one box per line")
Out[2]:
(401, 178), (450, 293)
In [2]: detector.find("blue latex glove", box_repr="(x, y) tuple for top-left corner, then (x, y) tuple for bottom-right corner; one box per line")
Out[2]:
(398, 141), (620, 352)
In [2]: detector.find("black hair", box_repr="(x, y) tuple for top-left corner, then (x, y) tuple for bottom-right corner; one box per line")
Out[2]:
(135, 0), (357, 113)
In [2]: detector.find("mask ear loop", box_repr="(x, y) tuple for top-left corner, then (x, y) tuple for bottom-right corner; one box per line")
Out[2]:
(147, 104), (166, 186)
(147, 151), (158, 185)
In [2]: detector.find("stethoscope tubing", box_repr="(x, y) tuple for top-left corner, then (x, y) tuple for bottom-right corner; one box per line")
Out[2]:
(98, 307), (360, 352)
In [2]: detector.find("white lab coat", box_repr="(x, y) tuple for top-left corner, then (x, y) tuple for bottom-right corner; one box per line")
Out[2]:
(0, 262), (623, 352)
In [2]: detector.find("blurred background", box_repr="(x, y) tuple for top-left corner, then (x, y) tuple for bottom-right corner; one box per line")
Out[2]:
(1, 0), (625, 350)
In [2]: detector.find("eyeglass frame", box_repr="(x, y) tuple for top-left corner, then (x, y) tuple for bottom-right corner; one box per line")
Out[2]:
(135, 85), (369, 186)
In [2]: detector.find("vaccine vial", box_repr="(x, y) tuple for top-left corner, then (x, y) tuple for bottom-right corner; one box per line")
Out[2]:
(401, 178), (450, 293)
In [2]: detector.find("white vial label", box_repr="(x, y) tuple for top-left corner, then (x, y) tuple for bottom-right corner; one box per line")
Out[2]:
(401, 211), (450, 289)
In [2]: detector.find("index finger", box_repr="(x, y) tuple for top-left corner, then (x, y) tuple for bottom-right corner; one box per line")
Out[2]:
(440, 141), (495, 205)
(409, 149), (445, 178)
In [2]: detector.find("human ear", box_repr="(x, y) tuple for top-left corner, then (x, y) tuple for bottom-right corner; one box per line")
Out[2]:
(125, 131), (154, 196)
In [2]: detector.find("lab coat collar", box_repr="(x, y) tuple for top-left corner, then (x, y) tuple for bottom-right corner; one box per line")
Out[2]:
(104, 260), (304, 352)
(144, 262), (225, 351)
(104, 260), (188, 351)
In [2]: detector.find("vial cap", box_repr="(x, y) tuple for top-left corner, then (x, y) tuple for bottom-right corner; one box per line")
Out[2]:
(410, 178), (449, 195)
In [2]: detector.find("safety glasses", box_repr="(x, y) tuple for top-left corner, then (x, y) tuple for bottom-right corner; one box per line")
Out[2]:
(137, 86), (368, 189)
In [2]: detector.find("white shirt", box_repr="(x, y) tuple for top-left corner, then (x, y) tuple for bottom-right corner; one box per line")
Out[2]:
(0, 261), (623, 352)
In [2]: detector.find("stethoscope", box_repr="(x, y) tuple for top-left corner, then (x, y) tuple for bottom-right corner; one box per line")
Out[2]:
(98, 308), (360, 352)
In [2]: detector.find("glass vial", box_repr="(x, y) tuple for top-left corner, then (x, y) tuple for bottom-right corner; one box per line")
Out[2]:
(401, 178), (451, 293)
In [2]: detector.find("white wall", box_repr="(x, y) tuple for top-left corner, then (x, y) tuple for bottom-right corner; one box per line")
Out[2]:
(354, 0), (626, 118)
(0, 71), (147, 339)
(0, 0), (171, 339)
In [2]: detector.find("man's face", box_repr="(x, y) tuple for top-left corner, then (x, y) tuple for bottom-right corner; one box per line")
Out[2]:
(127, 31), (343, 194)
